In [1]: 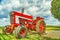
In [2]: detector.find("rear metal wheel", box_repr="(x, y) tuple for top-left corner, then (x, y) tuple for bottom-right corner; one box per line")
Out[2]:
(36, 20), (46, 35)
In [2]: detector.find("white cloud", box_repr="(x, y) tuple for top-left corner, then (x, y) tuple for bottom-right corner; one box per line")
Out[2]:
(24, 10), (30, 15)
(28, 6), (39, 12)
(21, 0), (30, 7)
(0, 16), (10, 26)
(5, 4), (12, 11)
(0, 5), (2, 10)
(44, 1), (51, 6)
(45, 16), (60, 26)
(0, 0), (21, 11)
(11, 0), (20, 8)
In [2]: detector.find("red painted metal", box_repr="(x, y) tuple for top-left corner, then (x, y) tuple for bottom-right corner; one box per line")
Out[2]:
(12, 11), (45, 33)
(4, 8), (45, 38)
(19, 28), (26, 37)
(40, 23), (45, 33)
(8, 9), (45, 36)
(13, 11), (33, 24)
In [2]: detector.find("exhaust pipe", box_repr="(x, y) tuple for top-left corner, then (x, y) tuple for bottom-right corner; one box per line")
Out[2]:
(21, 8), (24, 14)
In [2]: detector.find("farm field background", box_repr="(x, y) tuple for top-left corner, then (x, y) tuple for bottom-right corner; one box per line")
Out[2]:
(0, 26), (60, 40)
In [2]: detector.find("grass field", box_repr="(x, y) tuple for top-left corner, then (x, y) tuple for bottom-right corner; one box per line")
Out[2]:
(0, 26), (60, 40)
(46, 26), (60, 30)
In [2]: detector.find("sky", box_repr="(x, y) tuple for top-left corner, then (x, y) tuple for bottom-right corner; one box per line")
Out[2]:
(0, 0), (60, 26)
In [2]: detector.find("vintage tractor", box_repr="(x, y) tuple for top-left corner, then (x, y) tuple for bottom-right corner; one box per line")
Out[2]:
(2, 8), (46, 38)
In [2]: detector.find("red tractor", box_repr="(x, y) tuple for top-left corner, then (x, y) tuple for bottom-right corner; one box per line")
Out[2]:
(2, 8), (46, 38)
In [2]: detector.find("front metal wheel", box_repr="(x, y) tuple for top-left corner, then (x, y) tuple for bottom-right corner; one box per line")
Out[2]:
(13, 26), (27, 38)
(2, 25), (12, 34)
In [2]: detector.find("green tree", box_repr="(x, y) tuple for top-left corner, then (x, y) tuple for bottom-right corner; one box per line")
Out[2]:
(51, 0), (60, 20)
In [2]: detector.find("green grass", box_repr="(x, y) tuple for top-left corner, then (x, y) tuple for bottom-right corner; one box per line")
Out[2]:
(46, 26), (60, 30)
(0, 26), (60, 40)
(0, 33), (60, 40)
